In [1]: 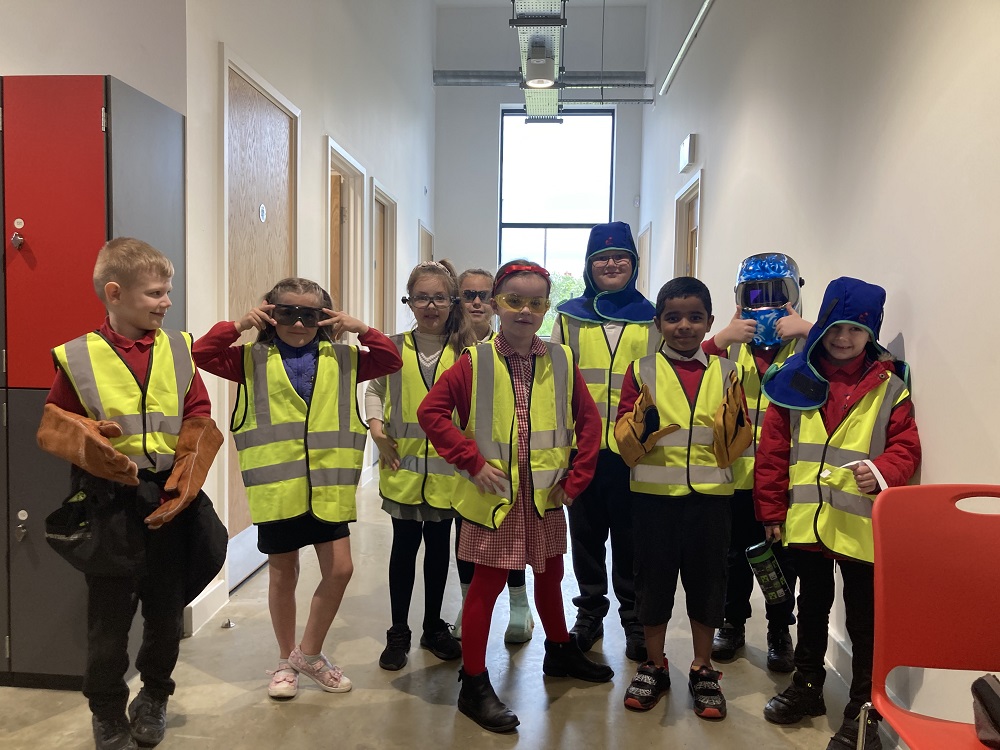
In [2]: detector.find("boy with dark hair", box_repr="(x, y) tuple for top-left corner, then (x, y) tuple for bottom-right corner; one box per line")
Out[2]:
(37, 237), (225, 750)
(755, 277), (920, 750)
(614, 276), (741, 720)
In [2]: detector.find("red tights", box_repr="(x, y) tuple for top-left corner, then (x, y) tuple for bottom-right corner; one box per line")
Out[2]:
(461, 556), (569, 676)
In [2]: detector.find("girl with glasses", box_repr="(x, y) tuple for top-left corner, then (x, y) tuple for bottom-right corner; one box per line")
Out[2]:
(450, 268), (536, 646)
(418, 259), (612, 734)
(365, 260), (475, 671)
(193, 277), (402, 699)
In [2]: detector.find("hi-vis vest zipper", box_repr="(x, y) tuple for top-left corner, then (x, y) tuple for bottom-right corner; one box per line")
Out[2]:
(629, 353), (739, 497)
(451, 341), (574, 529)
(53, 329), (194, 472)
(560, 317), (661, 452)
(728, 340), (799, 490)
(232, 339), (366, 524)
(379, 332), (459, 508)
(784, 370), (908, 563)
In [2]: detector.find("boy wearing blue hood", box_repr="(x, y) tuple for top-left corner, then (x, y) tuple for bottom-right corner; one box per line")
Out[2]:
(552, 221), (662, 662)
(754, 277), (920, 750)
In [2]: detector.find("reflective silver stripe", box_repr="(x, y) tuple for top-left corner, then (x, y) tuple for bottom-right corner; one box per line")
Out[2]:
(609, 372), (624, 390)
(565, 320), (581, 360)
(473, 344), (508, 462)
(594, 401), (608, 419)
(633, 464), (688, 484)
(333, 345), (356, 434)
(235, 421), (305, 450)
(312, 467), (363, 486)
(61, 337), (106, 420)
(111, 413), (183, 436)
(795, 443), (868, 466)
(164, 330), (195, 393)
(533, 467), (567, 489)
(790, 485), (873, 519)
(869, 377), (905, 457)
(308, 430), (367, 451)
(654, 428), (693, 448)
(386, 334), (407, 437)
(398, 454), (456, 476)
(548, 343), (570, 442)
(581, 368), (606, 385)
(748, 407), (762, 429)
(243, 461), (361, 488)
(789, 412), (802, 465)
(250, 344), (274, 427)
(638, 356), (658, 398)
(647, 326), (663, 355)
(391, 422), (427, 440)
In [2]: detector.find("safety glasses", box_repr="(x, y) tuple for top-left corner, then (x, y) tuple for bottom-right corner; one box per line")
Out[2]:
(461, 289), (491, 302)
(402, 294), (457, 309)
(272, 304), (326, 328)
(494, 292), (550, 314)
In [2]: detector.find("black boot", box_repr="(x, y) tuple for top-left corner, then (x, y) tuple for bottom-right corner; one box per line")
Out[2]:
(826, 715), (882, 750)
(542, 634), (614, 683)
(92, 715), (138, 750)
(763, 671), (827, 724)
(457, 668), (520, 733)
(766, 627), (795, 673)
(711, 622), (746, 661)
(128, 690), (167, 746)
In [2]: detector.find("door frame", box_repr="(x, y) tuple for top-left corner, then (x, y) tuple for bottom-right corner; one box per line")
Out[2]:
(674, 169), (702, 278)
(217, 45), (301, 626)
(326, 137), (368, 323)
(371, 177), (398, 336)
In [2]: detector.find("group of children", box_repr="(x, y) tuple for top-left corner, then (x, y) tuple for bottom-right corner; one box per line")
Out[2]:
(38, 227), (919, 750)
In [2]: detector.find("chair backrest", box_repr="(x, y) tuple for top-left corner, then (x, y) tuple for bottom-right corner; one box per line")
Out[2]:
(872, 484), (1000, 687)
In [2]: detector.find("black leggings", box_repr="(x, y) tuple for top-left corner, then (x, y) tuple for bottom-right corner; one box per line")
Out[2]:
(389, 517), (454, 631)
(454, 517), (525, 588)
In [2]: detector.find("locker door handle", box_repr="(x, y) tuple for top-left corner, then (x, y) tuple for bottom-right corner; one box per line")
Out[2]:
(10, 232), (24, 250)
(14, 524), (28, 542)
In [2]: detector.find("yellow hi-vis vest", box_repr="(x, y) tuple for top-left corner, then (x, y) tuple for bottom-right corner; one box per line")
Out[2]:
(559, 316), (662, 451)
(53, 329), (194, 472)
(784, 371), (908, 563)
(379, 332), (459, 509)
(232, 340), (367, 524)
(728, 340), (799, 490)
(451, 341), (574, 529)
(628, 353), (738, 497)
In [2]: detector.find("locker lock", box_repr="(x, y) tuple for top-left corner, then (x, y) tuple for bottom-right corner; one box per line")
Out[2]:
(14, 524), (28, 542)
(10, 232), (25, 250)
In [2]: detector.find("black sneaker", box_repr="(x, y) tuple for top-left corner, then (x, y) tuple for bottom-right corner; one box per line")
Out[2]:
(624, 627), (647, 662)
(420, 622), (462, 661)
(127, 690), (167, 747)
(711, 622), (745, 661)
(624, 660), (670, 711)
(92, 715), (138, 750)
(379, 624), (411, 671)
(826, 715), (882, 750)
(766, 628), (794, 673)
(570, 615), (604, 653)
(688, 665), (726, 720)
(763, 671), (827, 724)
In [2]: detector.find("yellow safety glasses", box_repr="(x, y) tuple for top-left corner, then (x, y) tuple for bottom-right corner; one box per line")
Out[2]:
(494, 292), (550, 314)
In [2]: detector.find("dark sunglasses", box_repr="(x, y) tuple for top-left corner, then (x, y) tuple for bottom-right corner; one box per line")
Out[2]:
(272, 304), (326, 328)
(461, 290), (491, 302)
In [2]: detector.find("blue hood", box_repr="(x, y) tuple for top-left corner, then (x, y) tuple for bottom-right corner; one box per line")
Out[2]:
(761, 277), (890, 410)
(556, 221), (656, 324)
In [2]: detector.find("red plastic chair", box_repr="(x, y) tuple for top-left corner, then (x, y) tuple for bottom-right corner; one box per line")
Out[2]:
(859, 484), (1000, 749)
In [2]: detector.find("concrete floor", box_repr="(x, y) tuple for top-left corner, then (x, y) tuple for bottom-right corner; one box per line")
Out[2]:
(0, 482), (859, 749)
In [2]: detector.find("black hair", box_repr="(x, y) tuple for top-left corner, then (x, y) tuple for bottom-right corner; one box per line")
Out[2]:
(257, 277), (336, 344)
(654, 276), (713, 319)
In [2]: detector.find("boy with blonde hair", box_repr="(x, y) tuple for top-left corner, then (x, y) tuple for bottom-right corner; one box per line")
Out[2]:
(38, 237), (225, 750)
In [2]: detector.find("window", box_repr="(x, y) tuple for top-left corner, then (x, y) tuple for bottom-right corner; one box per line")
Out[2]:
(499, 110), (614, 336)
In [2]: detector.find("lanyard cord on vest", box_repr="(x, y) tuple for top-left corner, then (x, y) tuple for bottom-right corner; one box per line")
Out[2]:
(96, 330), (158, 469)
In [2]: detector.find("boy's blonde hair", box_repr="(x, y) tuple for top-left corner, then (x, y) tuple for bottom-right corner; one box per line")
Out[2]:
(93, 237), (174, 302)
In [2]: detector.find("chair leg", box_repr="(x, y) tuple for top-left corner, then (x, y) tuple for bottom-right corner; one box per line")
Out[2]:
(857, 702), (872, 750)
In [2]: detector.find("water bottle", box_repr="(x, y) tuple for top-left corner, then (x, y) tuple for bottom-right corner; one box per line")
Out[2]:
(746, 539), (793, 604)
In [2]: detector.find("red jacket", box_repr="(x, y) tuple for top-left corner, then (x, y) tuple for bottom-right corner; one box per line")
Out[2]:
(754, 353), (921, 525)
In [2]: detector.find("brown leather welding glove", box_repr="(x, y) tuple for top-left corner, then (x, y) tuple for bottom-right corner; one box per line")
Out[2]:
(145, 417), (224, 529)
(613, 383), (681, 468)
(36, 403), (140, 485)
(713, 370), (754, 469)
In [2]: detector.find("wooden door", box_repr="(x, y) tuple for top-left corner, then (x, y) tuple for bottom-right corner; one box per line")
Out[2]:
(226, 67), (295, 586)
(372, 197), (386, 332)
(330, 173), (343, 309)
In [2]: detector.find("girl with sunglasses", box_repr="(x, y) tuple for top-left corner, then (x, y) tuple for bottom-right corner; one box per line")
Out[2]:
(193, 277), (402, 699)
(365, 260), (475, 671)
(451, 268), (536, 646)
(417, 259), (613, 733)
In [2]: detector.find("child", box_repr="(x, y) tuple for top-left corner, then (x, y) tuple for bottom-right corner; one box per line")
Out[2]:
(755, 277), (920, 750)
(418, 259), (613, 734)
(614, 276), (740, 720)
(193, 277), (402, 699)
(365, 260), (473, 670)
(451, 267), (534, 644)
(37, 237), (225, 750)
(703, 253), (811, 672)
(551, 221), (662, 662)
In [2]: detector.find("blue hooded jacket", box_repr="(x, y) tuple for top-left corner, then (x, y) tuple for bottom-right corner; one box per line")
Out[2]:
(761, 277), (901, 410)
(556, 221), (655, 324)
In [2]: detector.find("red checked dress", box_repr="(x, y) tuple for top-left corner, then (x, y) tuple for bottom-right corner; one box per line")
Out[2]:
(417, 333), (600, 573)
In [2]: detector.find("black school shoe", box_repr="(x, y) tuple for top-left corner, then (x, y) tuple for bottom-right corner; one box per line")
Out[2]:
(542, 634), (614, 682)
(379, 624), (411, 671)
(763, 671), (827, 724)
(569, 614), (604, 653)
(457, 668), (520, 733)
(711, 622), (746, 661)
(624, 626), (648, 662)
(92, 715), (138, 750)
(688, 665), (727, 720)
(826, 715), (882, 750)
(766, 627), (795, 673)
(420, 621), (462, 661)
(127, 690), (167, 747)
(624, 660), (670, 711)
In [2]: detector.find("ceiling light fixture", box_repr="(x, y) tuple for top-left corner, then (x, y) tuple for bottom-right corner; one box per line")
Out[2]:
(524, 45), (556, 89)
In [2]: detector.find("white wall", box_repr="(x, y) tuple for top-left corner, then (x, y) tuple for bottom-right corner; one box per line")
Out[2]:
(641, 0), (1000, 726)
(434, 4), (648, 278)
